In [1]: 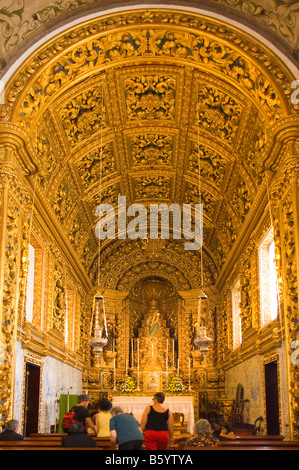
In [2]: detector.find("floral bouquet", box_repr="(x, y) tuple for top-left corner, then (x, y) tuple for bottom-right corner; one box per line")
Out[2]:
(118, 376), (137, 395)
(166, 375), (186, 394)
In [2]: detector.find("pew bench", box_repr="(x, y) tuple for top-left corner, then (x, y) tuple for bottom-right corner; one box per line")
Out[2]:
(175, 435), (299, 451)
(0, 438), (113, 450)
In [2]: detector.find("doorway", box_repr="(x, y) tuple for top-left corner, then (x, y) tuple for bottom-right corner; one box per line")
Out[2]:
(264, 360), (280, 435)
(24, 362), (40, 436)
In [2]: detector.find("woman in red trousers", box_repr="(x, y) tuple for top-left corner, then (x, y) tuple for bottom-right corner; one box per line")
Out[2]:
(140, 392), (174, 450)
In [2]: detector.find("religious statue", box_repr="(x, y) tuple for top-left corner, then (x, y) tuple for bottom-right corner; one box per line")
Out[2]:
(148, 309), (161, 336)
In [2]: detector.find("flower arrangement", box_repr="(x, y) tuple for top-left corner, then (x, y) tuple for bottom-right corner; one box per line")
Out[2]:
(166, 375), (186, 394)
(118, 376), (137, 395)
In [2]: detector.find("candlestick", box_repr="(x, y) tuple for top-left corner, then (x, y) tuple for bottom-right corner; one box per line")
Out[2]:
(131, 339), (134, 367)
(137, 339), (140, 391)
(177, 358), (179, 376)
(166, 339), (168, 376)
(172, 339), (175, 366)
(188, 357), (191, 391)
(113, 357), (116, 390)
(137, 339), (140, 376)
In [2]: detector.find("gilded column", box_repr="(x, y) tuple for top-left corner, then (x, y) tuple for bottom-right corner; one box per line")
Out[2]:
(270, 138), (299, 440)
(0, 145), (31, 425)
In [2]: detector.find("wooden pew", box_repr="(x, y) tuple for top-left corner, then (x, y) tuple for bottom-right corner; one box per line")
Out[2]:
(28, 434), (113, 446)
(183, 445), (299, 450)
(0, 436), (114, 450)
(1, 433), (298, 451)
(0, 445), (99, 450)
(175, 435), (299, 451)
(235, 434), (284, 440)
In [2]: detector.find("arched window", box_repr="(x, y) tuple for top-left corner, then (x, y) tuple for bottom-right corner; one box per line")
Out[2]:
(25, 244), (35, 323)
(232, 279), (242, 349)
(259, 227), (278, 326)
(25, 239), (44, 327)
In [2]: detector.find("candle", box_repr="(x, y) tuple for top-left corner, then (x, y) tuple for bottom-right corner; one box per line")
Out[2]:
(166, 339), (168, 374)
(177, 358), (179, 376)
(137, 339), (140, 391)
(126, 358), (128, 376)
(137, 339), (140, 377)
(131, 339), (134, 367)
(172, 339), (175, 366)
(113, 357), (116, 390)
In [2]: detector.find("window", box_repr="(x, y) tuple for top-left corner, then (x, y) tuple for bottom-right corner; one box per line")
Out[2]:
(24, 239), (44, 328)
(259, 227), (278, 326)
(232, 279), (242, 349)
(25, 244), (35, 322)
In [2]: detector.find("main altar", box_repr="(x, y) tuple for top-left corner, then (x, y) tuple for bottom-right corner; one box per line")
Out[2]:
(85, 279), (226, 428)
(112, 395), (195, 433)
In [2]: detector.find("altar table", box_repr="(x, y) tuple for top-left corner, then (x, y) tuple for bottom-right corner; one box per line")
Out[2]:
(112, 396), (194, 433)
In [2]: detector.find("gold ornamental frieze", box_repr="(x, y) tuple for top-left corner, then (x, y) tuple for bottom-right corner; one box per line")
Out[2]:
(4, 9), (294, 128)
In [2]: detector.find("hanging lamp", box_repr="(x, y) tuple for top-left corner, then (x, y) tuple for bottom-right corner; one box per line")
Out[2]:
(193, 102), (212, 356)
(194, 290), (212, 355)
(90, 293), (108, 361)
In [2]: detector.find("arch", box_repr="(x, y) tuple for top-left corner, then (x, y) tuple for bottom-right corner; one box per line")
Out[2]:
(1, 7), (296, 290)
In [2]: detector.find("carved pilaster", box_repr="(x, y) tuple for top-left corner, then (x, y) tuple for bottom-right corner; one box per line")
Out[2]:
(269, 143), (299, 440)
(0, 148), (31, 425)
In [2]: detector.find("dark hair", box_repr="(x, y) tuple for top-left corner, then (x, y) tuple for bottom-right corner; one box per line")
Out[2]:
(153, 392), (165, 403)
(99, 398), (112, 411)
(78, 394), (90, 403)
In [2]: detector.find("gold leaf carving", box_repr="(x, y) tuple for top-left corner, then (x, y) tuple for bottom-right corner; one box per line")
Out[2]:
(124, 75), (176, 121)
(60, 86), (105, 147)
(130, 134), (173, 166)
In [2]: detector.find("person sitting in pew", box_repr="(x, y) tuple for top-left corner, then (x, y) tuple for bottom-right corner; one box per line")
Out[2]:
(185, 419), (219, 448)
(0, 419), (24, 441)
(211, 421), (236, 440)
(62, 421), (97, 448)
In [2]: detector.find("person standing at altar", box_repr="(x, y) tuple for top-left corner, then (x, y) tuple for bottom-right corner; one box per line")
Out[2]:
(140, 392), (174, 450)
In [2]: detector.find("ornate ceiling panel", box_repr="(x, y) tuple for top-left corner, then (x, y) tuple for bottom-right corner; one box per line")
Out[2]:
(3, 8), (296, 291)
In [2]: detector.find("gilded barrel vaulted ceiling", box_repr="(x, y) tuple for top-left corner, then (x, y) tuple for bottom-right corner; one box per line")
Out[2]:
(2, 8), (296, 292)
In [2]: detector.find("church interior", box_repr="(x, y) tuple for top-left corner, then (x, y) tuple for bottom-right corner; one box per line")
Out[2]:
(0, 0), (298, 445)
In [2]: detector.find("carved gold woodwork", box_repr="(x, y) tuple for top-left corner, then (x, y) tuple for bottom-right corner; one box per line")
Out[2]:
(0, 151), (30, 427)
(0, 8), (298, 438)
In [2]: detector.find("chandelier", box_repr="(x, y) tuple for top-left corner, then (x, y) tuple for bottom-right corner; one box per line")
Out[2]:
(194, 291), (212, 356)
(194, 325), (213, 355)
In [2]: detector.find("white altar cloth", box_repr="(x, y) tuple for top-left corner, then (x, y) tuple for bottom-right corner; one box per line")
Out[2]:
(112, 396), (194, 433)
